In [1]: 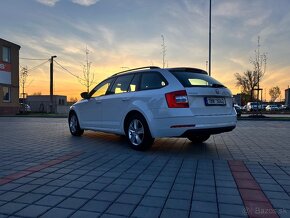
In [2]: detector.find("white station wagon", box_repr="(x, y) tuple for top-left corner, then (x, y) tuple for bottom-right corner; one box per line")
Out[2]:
(69, 66), (237, 150)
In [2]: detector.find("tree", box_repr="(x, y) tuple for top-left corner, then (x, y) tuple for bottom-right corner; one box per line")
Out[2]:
(19, 66), (29, 99)
(235, 36), (267, 101)
(69, 97), (78, 103)
(78, 47), (95, 93)
(161, 35), (167, 68)
(234, 70), (259, 100)
(269, 86), (281, 102)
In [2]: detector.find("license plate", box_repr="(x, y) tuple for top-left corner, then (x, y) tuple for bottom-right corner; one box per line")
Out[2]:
(205, 97), (226, 106)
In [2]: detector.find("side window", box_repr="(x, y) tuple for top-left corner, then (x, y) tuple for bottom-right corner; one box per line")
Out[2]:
(128, 74), (140, 92)
(90, 78), (114, 98)
(140, 72), (167, 90)
(110, 74), (134, 94)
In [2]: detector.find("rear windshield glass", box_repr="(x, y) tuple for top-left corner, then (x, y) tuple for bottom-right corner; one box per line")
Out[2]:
(170, 70), (225, 88)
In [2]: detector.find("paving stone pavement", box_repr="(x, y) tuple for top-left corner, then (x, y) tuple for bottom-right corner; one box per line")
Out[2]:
(0, 117), (289, 217)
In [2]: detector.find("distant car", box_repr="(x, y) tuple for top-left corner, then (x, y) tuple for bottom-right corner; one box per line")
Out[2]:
(241, 105), (247, 111)
(19, 103), (31, 113)
(234, 104), (242, 117)
(265, 105), (279, 111)
(246, 102), (262, 111)
(68, 66), (237, 150)
(280, 105), (289, 110)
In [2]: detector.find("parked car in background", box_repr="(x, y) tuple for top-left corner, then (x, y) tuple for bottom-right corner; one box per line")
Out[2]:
(68, 66), (237, 150)
(261, 104), (267, 110)
(265, 105), (279, 111)
(246, 102), (262, 111)
(19, 103), (31, 113)
(234, 104), (242, 117)
(241, 105), (247, 111)
(280, 105), (289, 110)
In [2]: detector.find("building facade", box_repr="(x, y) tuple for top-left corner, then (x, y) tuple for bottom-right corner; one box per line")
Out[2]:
(0, 38), (21, 115)
(27, 95), (69, 114)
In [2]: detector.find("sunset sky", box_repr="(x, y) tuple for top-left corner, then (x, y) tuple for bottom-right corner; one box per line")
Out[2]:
(1, 0), (290, 101)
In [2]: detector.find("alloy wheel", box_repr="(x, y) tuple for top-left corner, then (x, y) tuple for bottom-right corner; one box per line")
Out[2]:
(128, 119), (144, 146)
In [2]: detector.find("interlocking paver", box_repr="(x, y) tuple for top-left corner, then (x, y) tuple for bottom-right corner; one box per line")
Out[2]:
(192, 192), (216, 202)
(0, 191), (24, 201)
(217, 194), (243, 205)
(13, 193), (44, 204)
(190, 211), (218, 218)
(169, 190), (192, 200)
(216, 187), (240, 196)
(73, 189), (99, 199)
(1, 118), (290, 217)
(139, 196), (166, 208)
(164, 198), (191, 210)
(16, 204), (50, 217)
(81, 200), (110, 212)
(160, 208), (189, 218)
(0, 202), (27, 215)
(35, 195), (66, 206)
(125, 186), (148, 195)
(219, 203), (246, 216)
(191, 201), (218, 213)
(265, 191), (290, 200)
(70, 210), (100, 218)
(31, 185), (59, 194)
(105, 203), (135, 216)
(57, 197), (87, 209)
(116, 193), (142, 204)
(41, 207), (75, 218)
(131, 206), (162, 218)
(52, 187), (78, 196)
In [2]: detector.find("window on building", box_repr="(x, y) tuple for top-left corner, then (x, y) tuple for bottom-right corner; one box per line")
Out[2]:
(2, 86), (11, 102)
(2, 46), (11, 63)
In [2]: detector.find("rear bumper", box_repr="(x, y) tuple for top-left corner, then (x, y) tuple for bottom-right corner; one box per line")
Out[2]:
(181, 126), (236, 137)
(149, 114), (237, 137)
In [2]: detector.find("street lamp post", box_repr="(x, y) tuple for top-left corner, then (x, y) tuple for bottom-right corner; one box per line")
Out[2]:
(50, 55), (57, 113)
(209, 0), (212, 76)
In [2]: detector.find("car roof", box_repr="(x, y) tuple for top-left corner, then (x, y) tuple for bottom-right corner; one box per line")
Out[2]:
(110, 66), (207, 78)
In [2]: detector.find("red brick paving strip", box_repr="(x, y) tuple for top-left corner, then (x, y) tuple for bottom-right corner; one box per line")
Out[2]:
(228, 160), (279, 218)
(0, 151), (83, 186)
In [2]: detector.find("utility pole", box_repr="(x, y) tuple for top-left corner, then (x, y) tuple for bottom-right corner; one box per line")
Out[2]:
(50, 55), (57, 113)
(209, 0), (212, 76)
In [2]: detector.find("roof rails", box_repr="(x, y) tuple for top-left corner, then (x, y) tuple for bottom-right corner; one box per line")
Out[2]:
(112, 66), (160, 76)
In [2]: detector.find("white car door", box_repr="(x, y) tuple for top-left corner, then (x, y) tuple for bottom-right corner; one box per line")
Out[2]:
(101, 74), (137, 133)
(79, 78), (114, 129)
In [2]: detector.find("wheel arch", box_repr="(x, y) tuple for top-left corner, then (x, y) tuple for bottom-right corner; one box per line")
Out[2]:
(123, 110), (152, 135)
(68, 109), (82, 129)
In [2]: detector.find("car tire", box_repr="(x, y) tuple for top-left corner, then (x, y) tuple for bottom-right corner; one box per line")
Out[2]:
(69, 112), (84, 136)
(126, 114), (154, 150)
(187, 134), (210, 143)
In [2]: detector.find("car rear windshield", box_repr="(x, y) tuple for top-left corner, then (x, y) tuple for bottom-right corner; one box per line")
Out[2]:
(170, 70), (225, 88)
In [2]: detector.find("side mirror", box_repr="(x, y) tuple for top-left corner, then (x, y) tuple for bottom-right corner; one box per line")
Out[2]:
(81, 92), (90, 99)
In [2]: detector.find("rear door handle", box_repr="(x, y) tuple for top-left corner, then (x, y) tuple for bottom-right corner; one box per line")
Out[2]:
(122, 98), (130, 101)
(95, 100), (102, 103)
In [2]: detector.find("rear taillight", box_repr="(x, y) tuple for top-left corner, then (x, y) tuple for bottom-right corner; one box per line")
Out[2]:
(165, 90), (189, 108)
